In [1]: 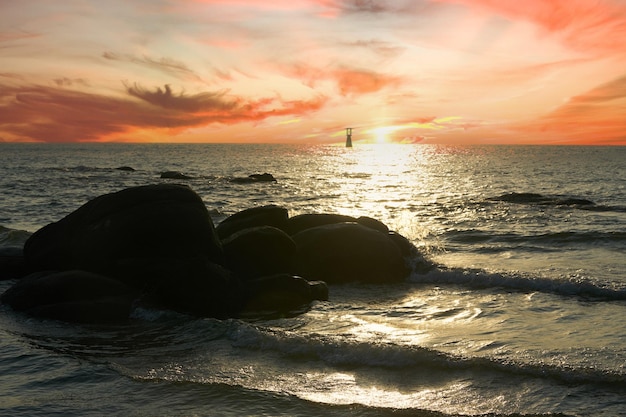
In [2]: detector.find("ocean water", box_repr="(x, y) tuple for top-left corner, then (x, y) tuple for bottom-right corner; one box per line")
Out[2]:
(0, 143), (624, 416)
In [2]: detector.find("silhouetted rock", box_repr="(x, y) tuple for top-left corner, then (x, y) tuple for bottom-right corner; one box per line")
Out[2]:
(160, 171), (193, 180)
(287, 213), (389, 235)
(24, 184), (224, 273)
(0, 247), (29, 280)
(115, 166), (136, 172)
(355, 216), (389, 234)
(216, 205), (289, 240)
(0, 270), (136, 323)
(222, 226), (296, 280)
(230, 173), (276, 183)
(240, 274), (328, 316)
(292, 222), (408, 284)
(141, 257), (241, 319)
(1, 183), (431, 323)
(287, 213), (358, 235)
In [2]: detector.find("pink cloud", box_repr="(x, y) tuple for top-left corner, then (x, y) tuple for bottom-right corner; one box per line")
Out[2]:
(437, 0), (626, 55)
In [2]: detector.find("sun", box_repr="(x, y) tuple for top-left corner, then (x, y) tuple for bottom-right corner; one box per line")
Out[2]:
(371, 125), (400, 144)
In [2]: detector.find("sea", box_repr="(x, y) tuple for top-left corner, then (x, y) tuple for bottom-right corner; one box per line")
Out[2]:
(0, 143), (624, 417)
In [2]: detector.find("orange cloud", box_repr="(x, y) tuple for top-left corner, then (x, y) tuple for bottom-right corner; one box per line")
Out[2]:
(0, 83), (328, 143)
(515, 74), (626, 144)
(286, 64), (403, 96)
(333, 67), (403, 95)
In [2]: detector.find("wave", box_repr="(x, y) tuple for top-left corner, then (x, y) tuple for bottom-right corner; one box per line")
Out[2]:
(227, 322), (626, 388)
(0, 226), (31, 248)
(409, 267), (626, 301)
(441, 229), (626, 249)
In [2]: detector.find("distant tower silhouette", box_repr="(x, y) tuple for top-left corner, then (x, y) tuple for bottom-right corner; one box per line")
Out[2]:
(345, 128), (353, 147)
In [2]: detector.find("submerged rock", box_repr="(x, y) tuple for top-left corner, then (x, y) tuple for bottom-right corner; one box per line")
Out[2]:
(160, 171), (193, 180)
(230, 173), (277, 184)
(489, 192), (595, 206)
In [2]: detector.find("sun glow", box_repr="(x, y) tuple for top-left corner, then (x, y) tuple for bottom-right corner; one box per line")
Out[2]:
(370, 126), (401, 144)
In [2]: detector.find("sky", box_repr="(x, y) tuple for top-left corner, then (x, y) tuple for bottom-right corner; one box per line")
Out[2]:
(1, 0), (626, 145)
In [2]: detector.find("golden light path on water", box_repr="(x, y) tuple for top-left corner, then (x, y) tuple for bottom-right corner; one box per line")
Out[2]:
(327, 143), (433, 237)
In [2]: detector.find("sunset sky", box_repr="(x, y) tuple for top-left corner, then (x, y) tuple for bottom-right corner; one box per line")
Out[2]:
(1, 0), (625, 145)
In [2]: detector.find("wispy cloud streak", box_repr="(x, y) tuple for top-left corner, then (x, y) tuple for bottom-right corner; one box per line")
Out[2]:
(0, 83), (328, 142)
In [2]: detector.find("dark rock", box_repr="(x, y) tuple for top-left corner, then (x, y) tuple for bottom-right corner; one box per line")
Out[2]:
(287, 213), (389, 235)
(287, 213), (358, 235)
(488, 192), (546, 204)
(387, 231), (417, 258)
(240, 274), (328, 316)
(215, 205), (289, 240)
(222, 226), (296, 280)
(355, 216), (389, 234)
(24, 184), (224, 274)
(0, 270), (136, 323)
(489, 192), (595, 207)
(230, 173), (276, 184)
(138, 257), (242, 318)
(292, 222), (409, 284)
(160, 171), (193, 180)
(115, 166), (136, 172)
(0, 247), (29, 280)
(388, 231), (433, 273)
(554, 198), (595, 206)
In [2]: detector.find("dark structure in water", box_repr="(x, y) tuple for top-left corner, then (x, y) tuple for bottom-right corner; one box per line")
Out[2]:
(345, 128), (353, 147)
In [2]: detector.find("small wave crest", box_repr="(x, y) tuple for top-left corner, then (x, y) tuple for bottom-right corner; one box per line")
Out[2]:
(0, 226), (31, 248)
(409, 266), (626, 301)
(440, 229), (626, 251)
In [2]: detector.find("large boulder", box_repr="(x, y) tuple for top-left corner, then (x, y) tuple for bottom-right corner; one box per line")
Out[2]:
(23, 184), (224, 278)
(0, 270), (136, 323)
(222, 226), (296, 280)
(215, 205), (289, 240)
(292, 222), (409, 284)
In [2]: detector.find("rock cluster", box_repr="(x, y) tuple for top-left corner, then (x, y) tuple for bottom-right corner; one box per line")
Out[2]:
(1, 184), (421, 323)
